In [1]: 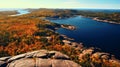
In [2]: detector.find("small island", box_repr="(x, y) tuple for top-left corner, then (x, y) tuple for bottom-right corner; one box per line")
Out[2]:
(61, 24), (76, 30)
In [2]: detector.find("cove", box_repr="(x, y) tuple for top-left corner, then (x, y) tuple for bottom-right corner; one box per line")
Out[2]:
(49, 16), (120, 59)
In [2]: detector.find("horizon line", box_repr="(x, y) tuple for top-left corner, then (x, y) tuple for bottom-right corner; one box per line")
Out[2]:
(0, 8), (120, 10)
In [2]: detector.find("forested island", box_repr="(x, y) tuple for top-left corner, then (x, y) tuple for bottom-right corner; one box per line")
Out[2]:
(0, 9), (120, 67)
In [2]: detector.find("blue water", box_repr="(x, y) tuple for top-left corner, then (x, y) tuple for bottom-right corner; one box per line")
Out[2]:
(49, 16), (120, 59)
(15, 9), (30, 16)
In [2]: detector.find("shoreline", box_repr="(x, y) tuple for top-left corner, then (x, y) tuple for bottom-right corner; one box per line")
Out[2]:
(48, 15), (120, 25)
(49, 16), (120, 60)
(92, 17), (120, 24)
(79, 15), (120, 24)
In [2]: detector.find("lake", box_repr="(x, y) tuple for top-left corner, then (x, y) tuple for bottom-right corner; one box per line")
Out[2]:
(49, 16), (120, 59)
(11, 9), (120, 59)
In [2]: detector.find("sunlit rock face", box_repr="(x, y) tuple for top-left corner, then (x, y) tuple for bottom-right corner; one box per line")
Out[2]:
(0, 50), (81, 67)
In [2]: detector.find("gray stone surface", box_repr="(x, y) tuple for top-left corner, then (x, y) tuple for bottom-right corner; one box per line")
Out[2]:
(0, 50), (81, 67)
(7, 53), (26, 62)
(36, 58), (52, 67)
(0, 57), (11, 61)
(7, 59), (35, 67)
(52, 52), (70, 60)
(7, 58), (81, 67)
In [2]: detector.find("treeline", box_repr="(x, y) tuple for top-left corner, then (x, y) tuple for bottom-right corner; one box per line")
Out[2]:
(25, 9), (78, 18)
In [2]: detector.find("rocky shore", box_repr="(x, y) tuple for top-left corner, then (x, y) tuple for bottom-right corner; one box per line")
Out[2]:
(61, 38), (120, 67)
(93, 17), (120, 24)
(45, 19), (120, 67)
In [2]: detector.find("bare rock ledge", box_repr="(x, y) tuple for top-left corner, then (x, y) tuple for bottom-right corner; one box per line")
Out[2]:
(0, 50), (81, 67)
